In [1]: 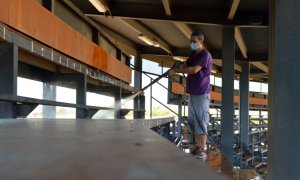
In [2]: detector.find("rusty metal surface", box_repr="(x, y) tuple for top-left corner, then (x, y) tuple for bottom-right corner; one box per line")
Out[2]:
(0, 119), (229, 180)
(0, 23), (135, 92)
(0, 0), (131, 83)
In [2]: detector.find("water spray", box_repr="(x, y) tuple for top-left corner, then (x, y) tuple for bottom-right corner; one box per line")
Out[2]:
(100, 61), (184, 119)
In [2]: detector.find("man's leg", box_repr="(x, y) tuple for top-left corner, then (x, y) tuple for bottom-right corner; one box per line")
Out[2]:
(195, 134), (206, 150)
(200, 134), (207, 150)
(194, 133), (207, 159)
(195, 134), (201, 148)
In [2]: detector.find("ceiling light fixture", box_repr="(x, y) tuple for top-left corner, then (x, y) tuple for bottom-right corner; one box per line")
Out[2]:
(89, 0), (107, 13)
(138, 34), (160, 47)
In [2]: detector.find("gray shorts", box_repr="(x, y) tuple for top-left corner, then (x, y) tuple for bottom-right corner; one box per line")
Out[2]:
(188, 94), (210, 135)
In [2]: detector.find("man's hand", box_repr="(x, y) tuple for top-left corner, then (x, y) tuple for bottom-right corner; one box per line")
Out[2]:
(167, 69), (175, 77)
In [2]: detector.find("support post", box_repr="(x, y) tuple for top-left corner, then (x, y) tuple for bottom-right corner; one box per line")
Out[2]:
(239, 61), (250, 167)
(134, 51), (142, 119)
(76, 74), (87, 119)
(114, 87), (122, 119)
(269, 0), (300, 178)
(150, 79), (153, 119)
(0, 42), (18, 118)
(42, 83), (56, 118)
(178, 102), (182, 137)
(221, 26), (235, 163)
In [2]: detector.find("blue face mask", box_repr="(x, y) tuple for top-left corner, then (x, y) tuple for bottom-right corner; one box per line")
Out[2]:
(190, 43), (199, 51)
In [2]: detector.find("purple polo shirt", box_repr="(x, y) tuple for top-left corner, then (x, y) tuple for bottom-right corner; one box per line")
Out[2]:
(186, 50), (212, 95)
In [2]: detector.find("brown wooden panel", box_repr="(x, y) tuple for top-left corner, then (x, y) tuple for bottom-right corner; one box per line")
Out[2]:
(171, 82), (268, 106)
(0, 0), (10, 24)
(1, 0), (131, 83)
(171, 82), (187, 95)
(249, 97), (268, 106)
(106, 53), (131, 83)
(211, 91), (222, 101)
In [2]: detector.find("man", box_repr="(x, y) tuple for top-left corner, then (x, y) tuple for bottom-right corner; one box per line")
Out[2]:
(168, 31), (212, 159)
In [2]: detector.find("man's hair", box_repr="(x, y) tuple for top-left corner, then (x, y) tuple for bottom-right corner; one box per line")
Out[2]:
(191, 31), (204, 42)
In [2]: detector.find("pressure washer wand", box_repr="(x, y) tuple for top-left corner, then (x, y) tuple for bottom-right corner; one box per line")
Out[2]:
(140, 61), (183, 92)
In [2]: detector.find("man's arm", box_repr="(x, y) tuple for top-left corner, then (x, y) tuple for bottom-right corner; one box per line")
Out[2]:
(168, 65), (202, 77)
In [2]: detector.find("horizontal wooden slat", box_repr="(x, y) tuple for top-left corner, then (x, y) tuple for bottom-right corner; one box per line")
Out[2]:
(171, 82), (268, 106)
(0, 0), (131, 83)
(171, 81), (187, 95)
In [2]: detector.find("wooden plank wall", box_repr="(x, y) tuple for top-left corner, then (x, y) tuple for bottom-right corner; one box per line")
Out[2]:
(0, 0), (132, 83)
(171, 82), (268, 106)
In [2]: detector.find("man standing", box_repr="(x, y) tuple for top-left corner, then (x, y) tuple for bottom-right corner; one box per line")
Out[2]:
(168, 31), (212, 158)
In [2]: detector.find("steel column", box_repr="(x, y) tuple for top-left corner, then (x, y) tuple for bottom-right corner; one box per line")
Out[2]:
(114, 87), (122, 119)
(139, 95), (145, 119)
(178, 102), (182, 137)
(0, 42), (18, 118)
(268, 0), (300, 179)
(239, 61), (250, 166)
(76, 74), (87, 118)
(150, 79), (153, 119)
(221, 26), (235, 163)
(134, 51), (142, 119)
(42, 83), (56, 118)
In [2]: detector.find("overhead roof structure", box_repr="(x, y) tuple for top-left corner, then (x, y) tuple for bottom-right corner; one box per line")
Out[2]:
(65, 0), (268, 81)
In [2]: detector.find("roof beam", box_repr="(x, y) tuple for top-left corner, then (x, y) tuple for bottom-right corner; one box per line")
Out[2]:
(140, 46), (268, 62)
(214, 59), (242, 72)
(88, 3), (268, 27)
(235, 27), (248, 58)
(119, 19), (172, 54)
(228, 0), (240, 20)
(233, 27), (269, 73)
(173, 22), (192, 39)
(250, 62), (269, 73)
(162, 0), (172, 16)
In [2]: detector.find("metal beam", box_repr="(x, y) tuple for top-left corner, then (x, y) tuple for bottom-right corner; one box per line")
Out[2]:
(43, 83), (56, 118)
(250, 62), (269, 73)
(221, 26), (235, 163)
(16, 103), (38, 118)
(76, 74), (87, 118)
(134, 51), (142, 119)
(228, 0), (240, 20)
(114, 87), (122, 119)
(214, 59), (242, 72)
(0, 42), (18, 118)
(235, 27), (248, 58)
(173, 22), (192, 39)
(173, 22), (208, 50)
(139, 46), (268, 62)
(269, 0), (300, 178)
(162, 0), (172, 16)
(99, 3), (268, 26)
(120, 19), (172, 54)
(239, 61), (250, 168)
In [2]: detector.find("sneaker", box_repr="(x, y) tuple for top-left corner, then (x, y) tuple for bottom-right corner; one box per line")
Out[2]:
(191, 146), (199, 155)
(194, 148), (207, 159)
(195, 151), (207, 159)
